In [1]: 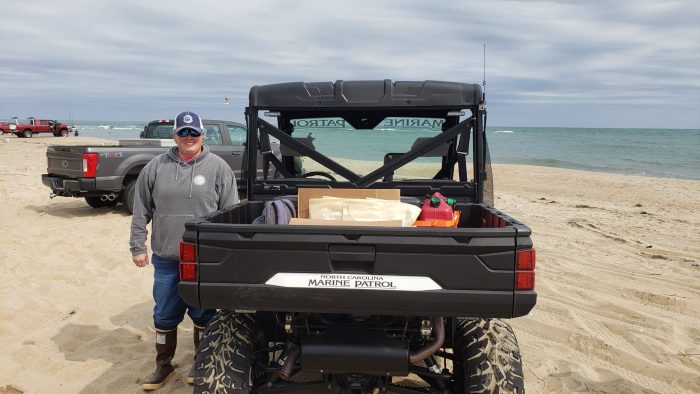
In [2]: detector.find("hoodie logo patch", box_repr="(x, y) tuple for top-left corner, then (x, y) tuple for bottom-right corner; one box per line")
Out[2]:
(193, 175), (206, 186)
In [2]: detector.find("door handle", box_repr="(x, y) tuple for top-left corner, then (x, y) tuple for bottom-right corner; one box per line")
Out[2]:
(231, 152), (241, 156)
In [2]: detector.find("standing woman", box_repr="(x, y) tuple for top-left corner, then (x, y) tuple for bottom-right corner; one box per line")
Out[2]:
(129, 111), (239, 390)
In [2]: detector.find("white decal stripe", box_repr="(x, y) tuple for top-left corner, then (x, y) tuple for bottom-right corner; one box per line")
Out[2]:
(265, 273), (442, 291)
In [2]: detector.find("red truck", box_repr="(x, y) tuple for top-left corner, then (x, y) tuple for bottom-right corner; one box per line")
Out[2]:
(0, 121), (14, 134)
(13, 117), (72, 138)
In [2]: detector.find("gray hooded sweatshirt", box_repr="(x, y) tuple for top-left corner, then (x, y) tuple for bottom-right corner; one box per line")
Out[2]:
(129, 145), (239, 259)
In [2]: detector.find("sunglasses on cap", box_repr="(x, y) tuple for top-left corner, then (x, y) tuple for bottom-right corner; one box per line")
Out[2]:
(175, 128), (202, 137)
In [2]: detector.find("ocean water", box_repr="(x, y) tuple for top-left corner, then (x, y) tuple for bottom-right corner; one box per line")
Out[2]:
(65, 121), (700, 180)
(70, 121), (145, 139)
(485, 127), (700, 180)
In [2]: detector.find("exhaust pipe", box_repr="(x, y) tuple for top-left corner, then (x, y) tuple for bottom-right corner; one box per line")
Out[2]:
(409, 317), (445, 363)
(278, 343), (300, 380)
(100, 193), (118, 202)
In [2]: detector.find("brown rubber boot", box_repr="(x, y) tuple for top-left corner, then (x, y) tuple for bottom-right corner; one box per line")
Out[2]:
(142, 328), (177, 390)
(186, 325), (206, 384)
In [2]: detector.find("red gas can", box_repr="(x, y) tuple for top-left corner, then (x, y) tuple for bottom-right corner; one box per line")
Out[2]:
(418, 192), (454, 221)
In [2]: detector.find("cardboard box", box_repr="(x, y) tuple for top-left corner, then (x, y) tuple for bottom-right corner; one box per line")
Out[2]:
(289, 218), (403, 227)
(296, 188), (400, 219)
(293, 188), (401, 227)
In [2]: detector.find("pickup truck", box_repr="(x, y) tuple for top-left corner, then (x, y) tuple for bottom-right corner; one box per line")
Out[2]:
(13, 117), (72, 137)
(41, 119), (279, 213)
(182, 80), (537, 393)
(0, 121), (14, 134)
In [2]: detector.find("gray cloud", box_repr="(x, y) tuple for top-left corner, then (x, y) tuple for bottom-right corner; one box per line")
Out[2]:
(0, 0), (698, 127)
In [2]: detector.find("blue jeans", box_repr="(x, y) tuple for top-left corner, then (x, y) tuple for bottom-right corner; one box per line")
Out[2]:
(152, 254), (215, 331)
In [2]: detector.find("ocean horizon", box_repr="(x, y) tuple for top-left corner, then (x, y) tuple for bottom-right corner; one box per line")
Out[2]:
(32, 120), (700, 181)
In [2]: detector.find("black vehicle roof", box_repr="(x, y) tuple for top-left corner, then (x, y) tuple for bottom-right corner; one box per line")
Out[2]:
(249, 80), (482, 110)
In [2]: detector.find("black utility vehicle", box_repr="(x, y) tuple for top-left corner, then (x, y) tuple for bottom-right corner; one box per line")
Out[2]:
(180, 80), (537, 393)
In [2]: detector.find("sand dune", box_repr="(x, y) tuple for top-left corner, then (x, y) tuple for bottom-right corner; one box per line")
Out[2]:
(0, 136), (698, 393)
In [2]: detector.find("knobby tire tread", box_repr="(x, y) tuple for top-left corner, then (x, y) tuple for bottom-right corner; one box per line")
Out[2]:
(194, 310), (261, 394)
(454, 318), (525, 394)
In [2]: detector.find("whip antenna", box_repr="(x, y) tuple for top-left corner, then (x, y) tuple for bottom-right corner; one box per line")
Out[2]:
(482, 43), (487, 101)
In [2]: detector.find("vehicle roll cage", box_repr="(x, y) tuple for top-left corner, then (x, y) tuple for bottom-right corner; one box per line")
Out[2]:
(256, 116), (475, 187)
(244, 80), (488, 202)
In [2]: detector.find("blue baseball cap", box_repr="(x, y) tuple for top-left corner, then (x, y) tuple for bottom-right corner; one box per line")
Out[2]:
(173, 111), (205, 134)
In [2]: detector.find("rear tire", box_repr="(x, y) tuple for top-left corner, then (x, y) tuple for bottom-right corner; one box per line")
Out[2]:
(194, 311), (266, 394)
(23, 129), (32, 138)
(122, 179), (137, 215)
(453, 318), (525, 393)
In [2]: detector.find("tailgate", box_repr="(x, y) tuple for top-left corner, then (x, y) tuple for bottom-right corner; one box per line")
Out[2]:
(46, 146), (86, 178)
(182, 224), (536, 318)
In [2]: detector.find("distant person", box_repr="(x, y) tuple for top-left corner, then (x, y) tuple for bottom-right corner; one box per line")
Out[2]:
(129, 111), (239, 390)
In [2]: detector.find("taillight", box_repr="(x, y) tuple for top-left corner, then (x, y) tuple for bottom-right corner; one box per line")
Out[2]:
(82, 153), (98, 177)
(516, 249), (536, 271)
(179, 242), (197, 282)
(516, 271), (535, 290)
(515, 248), (536, 290)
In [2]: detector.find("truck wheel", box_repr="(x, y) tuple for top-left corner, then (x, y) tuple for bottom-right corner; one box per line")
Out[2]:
(23, 129), (32, 138)
(453, 318), (525, 393)
(85, 196), (105, 208)
(122, 179), (137, 215)
(194, 310), (266, 393)
(60, 129), (69, 137)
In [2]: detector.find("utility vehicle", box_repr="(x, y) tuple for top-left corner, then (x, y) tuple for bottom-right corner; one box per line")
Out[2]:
(181, 80), (537, 393)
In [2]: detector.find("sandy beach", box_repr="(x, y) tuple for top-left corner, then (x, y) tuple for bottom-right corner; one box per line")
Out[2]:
(0, 136), (698, 393)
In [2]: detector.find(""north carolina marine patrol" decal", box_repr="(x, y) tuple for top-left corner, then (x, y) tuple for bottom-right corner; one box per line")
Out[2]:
(265, 273), (441, 291)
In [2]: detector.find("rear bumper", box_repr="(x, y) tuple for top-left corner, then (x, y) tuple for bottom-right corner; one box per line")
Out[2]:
(179, 282), (537, 318)
(42, 174), (95, 196)
(42, 174), (124, 196)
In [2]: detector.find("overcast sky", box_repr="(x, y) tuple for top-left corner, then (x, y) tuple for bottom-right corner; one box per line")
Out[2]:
(1, 0), (699, 128)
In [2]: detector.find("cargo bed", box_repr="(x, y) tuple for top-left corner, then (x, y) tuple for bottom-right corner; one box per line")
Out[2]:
(179, 200), (536, 318)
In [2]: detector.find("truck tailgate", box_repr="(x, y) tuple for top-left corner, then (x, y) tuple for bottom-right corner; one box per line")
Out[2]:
(46, 146), (87, 178)
(181, 221), (536, 318)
